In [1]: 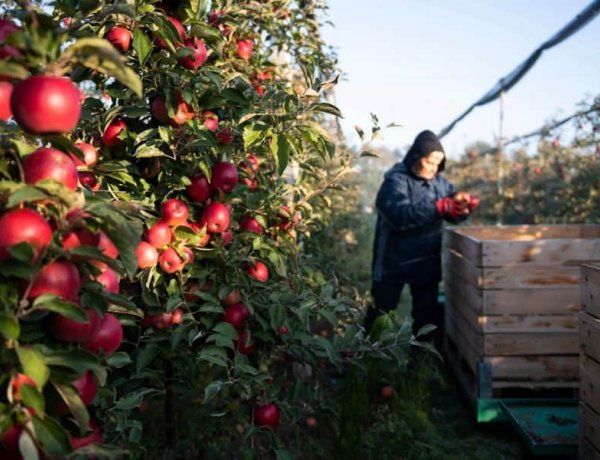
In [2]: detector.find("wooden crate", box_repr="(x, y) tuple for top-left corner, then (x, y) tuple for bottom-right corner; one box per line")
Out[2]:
(580, 264), (600, 457)
(443, 224), (600, 395)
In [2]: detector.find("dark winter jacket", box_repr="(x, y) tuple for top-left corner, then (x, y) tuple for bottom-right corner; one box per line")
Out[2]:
(371, 162), (456, 284)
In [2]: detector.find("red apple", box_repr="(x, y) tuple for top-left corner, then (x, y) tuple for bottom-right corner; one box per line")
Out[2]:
(146, 221), (172, 248)
(380, 385), (394, 398)
(161, 198), (189, 226)
(201, 202), (231, 233)
(97, 231), (119, 260)
(62, 228), (98, 251)
(222, 290), (241, 306)
(28, 260), (81, 302)
(171, 308), (184, 324)
(0, 423), (23, 457)
(220, 229), (234, 246)
(10, 374), (37, 400)
(154, 16), (185, 50)
(152, 312), (173, 330)
(179, 37), (208, 71)
(305, 416), (317, 428)
(72, 371), (97, 405)
(83, 313), (123, 356)
(277, 326), (288, 335)
(151, 93), (194, 125)
(72, 142), (99, 167)
(236, 38), (254, 60)
(136, 241), (159, 268)
(11, 75), (81, 134)
(49, 308), (101, 342)
(247, 261), (268, 283)
(235, 330), (256, 355)
(96, 267), (119, 294)
(216, 127), (233, 144)
(70, 419), (102, 450)
(22, 147), (79, 190)
(187, 174), (212, 202)
(278, 205), (300, 231)
(0, 81), (13, 121)
(79, 171), (100, 191)
(239, 215), (264, 234)
(158, 247), (185, 273)
(105, 26), (132, 53)
(211, 162), (238, 192)
(0, 19), (20, 57)
(254, 403), (280, 428)
(102, 118), (127, 147)
(222, 303), (249, 329)
(202, 111), (219, 131)
(0, 208), (52, 261)
(181, 246), (195, 265)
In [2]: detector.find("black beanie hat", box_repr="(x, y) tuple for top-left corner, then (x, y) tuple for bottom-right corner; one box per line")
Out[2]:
(402, 130), (446, 172)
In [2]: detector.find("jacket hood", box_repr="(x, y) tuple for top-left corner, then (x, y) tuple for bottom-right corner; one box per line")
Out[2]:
(402, 130), (446, 172)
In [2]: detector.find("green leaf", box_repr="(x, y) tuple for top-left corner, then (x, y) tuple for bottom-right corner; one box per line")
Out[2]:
(7, 186), (49, 207)
(31, 415), (71, 458)
(133, 145), (166, 159)
(18, 430), (38, 460)
(133, 29), (153, 66)
(243, 123), (270, 149)
(0, 260), (36, 279)
(0, 61), (28, 80)
(203, 380), (224, 404)
(270, 134), (291, 176)
(197, 346), (228, 367)
(19, 384), (45, 414)
(306, 102), (343, 118)
(0, 313), (19, 340)
(61, 38), (143, 97)
(31, 295), (87, 321)
(16, 346), (50, 388)
(136, 346), (159, 373)
(269, 304), (286, 331)
(52, 381), (89, 434)
(360, 150), (380, 158)
(114, 388), (155, 410)
(43, 350), (99, 374)
(106, 352), (132, 368)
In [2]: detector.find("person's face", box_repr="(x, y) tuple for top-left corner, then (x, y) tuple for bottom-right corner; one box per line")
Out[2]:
(412, 150), (444, 180)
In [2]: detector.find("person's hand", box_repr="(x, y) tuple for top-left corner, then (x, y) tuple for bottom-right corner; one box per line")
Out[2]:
(435, 196), (469, 220)
(454, 191), (480, 212)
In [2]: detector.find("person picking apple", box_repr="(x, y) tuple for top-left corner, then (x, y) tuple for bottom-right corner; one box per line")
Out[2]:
(366, 129), (478, 355)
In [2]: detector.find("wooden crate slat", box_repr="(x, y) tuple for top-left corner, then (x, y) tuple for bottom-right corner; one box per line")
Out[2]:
(483, 287), (579, 315)
(481, 238), (600, 267)
(582, 264), (600, 319)
(444, 226), (481, 265)
(481, 313), (578, 333)
(580, 354), (600, 414)
(581, 311), (600, 364)
(580, 402), (600, 455)
(485, 355), (579, 381)
(450, 225), (585, 241)
(445, 309), (480, 375)
(484, 332), (579, 356)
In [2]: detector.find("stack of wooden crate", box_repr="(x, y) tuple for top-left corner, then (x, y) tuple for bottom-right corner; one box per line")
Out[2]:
(580, 264), (600, 459)
(443, 224), (600, 396)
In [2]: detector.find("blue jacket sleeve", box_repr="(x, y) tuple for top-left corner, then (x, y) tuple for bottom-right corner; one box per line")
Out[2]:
(375, 173), (439, 231)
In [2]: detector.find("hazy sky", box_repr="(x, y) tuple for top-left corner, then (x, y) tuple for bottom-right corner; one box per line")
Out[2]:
(321, 0), (600, 158)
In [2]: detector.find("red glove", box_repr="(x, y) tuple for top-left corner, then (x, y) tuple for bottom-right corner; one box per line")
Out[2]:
(435, 197), (469, 220)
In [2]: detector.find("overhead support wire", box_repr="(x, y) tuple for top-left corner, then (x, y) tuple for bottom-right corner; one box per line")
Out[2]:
(437, 0), (600, 139)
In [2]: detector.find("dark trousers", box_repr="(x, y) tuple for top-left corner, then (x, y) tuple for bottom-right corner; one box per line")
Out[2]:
(365, 280), (441, 342)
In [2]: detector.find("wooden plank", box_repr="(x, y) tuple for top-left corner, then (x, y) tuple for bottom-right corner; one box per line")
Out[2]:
(581, 354), (600, 414)
(445, 309), (480, 375)
(580, 437), (600, 460)
(481, 238), (600, 267)
(455, 224), (586, 241)
(582, 264), (600, 319)
(484, 333), (579, 356)
(581, 312), (600, 364)
(447, 250), (582, 289)
(581, 225), (600, 239)
(444, 227), (481, 265)
(480, 313), (578, 333)
(485, 355), (579, 381)
(580, 403), (600, 455)
(482, 287), (580, 315)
